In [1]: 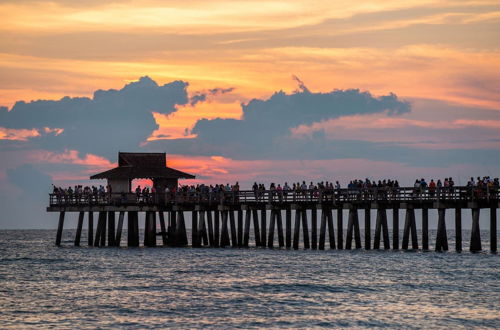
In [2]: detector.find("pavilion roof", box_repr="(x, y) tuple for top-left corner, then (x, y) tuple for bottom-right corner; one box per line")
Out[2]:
(90, 152), (195, 180)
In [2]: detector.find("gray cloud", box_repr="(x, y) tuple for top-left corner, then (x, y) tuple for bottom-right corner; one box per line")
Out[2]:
(0, 76), (189, 158)
(148, 87), (410, 158)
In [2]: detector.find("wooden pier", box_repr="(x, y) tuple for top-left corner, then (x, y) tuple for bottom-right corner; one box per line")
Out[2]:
(48, 187), (498, 253)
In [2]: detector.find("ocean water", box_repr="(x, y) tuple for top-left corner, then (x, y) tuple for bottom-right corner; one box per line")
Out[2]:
(0, 230), (499, 329)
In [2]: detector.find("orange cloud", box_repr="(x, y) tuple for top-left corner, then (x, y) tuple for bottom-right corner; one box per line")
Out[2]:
(0, 127), (40, 141)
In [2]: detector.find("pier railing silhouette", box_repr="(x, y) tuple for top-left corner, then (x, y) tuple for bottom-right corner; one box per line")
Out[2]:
(47, 186), (498, 253)
(49, 186), (498, 206)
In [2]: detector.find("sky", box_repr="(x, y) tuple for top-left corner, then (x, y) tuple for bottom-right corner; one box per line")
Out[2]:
(0, 0), (500, 228)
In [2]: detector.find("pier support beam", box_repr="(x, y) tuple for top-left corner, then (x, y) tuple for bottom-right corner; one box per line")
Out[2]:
(214, 211), (220, 247)
(115, 211), (125, 247)
(267, 210), (276, 248)
(144, 211), (156, 247)
(319, 208), (335, 250)
(402, 208), (418, 250)
(337, 209), (343, 250)
(229, 210), (238, 247)
(88, 212), (93, 246)
(192, 210), (199, 247)
(470, 208), (481, 252)
(422, 208), (429, 250)
(55, 211), (65, 246)
(285, 208), (292, 248)
(220, 211), (230, 247)
(199, 211), (208, 246)
(177, 211), (188, 246)
(455, 208), (462, 252)
(74, 211), (84, 246)
(373, 208), (390, 249)
(364, 208), (371, 250)
(95, 211), (106, 247)
(158, 212), (168, 246)
(207, 211), (214, 247)
(252, 209), (261, 247)
(243, 209), (251, 247)
(436, 209), (448, 251)
(293, 208), (301, 250)
(237, 210), (243, 247)
(346, 208), (361, 249)
(302, 209), (310, 249)
(260, 209), (267, 247)
(393, 207), (399, 250)
(311, 208), (318, 249)
(127, 211), (139, 247)
(491, 207), (497, 253)
(107, 212), (115, 247)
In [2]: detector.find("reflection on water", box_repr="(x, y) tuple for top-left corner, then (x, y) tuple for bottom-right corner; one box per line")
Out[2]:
(0, 230), (498, 328)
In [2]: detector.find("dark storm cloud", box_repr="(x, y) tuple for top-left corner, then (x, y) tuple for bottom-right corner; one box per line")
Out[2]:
(148, 88), (411, 158)
(191, 88), (409, 145)
(0, 76), (189, 158)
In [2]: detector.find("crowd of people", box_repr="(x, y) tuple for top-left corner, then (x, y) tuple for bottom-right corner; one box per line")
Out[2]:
(51, 176), (499, 205)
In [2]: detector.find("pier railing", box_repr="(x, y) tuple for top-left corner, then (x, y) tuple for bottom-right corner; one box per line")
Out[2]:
(49, 186), (499, 207)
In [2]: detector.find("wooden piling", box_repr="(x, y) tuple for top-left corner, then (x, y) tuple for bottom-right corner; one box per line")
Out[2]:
(88, 212), (93, 246)
(168, 211), (177, 246)
(243, 209), (251, 247)
(229, 210), (238, 247)
(455, 208), (461, 252)
(100, 211), (106, 247)
(260, 209), (267, 247)
(374, 208), (390, 249)
(346, 208), (361, 249)
(74, 211), (84, 246)
(252, 209), (261, 247)
(402, 208), (418, 250)
(285, 208), (292, 248)
(393, 207), (399, 250)
(422, 208), (429, 250)
(491, 207), (497, 253)
(301, 209), (310, 249)
(276, 210), (284, 247)
(199, 211), (209, 246)
(268, 210), (276, 248)
(319, 209), (326, 250)
(214, 210), (220, 247)
(364, 208), (371, 250)
(207, 211), (214, 247)
(158, 211), (168, 246)
(470, 208), (481, 252)
(337, 209), (343, 250)
(192, 210), (199, 247)
(55, 211), (65, 246)
(311, 208), (318, 249)
(237, 210), (243, 247)
(436, 208), (448, 251)
(177, 211), (188, 246)
(107, 211), (115, 247)
(220, 211), (230, 247)
(95, 211), (106, 247)
(128, 211), (139, 247)
(293, 208), (301, 250)
(144, 211), (157, 247)
(327, 208), (335, 249)
(115, 211), (125, 247)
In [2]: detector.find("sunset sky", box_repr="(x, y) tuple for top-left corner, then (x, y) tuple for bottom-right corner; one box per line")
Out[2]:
(1, 0), (500, 228)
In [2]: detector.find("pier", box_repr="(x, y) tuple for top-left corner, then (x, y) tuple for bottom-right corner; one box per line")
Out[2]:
(48, 153), (498, 252)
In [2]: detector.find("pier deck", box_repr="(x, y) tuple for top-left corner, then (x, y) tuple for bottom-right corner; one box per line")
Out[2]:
(47, 186), (498, 252)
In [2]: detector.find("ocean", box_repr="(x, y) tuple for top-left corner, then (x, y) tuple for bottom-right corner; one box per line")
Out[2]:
(0, 229), (499, 328)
